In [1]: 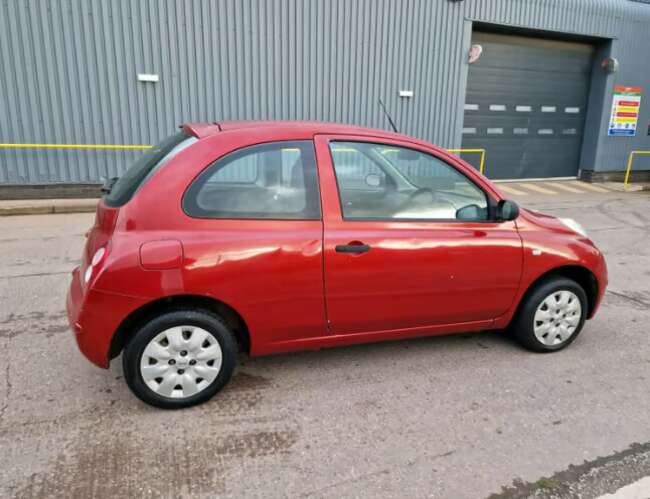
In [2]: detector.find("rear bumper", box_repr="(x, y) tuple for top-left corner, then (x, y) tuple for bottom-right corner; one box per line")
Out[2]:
(67, 267), (148, 368)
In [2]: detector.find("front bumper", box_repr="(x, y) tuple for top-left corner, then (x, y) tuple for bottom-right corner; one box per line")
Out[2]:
(67, 267), (148, 368)
(589, 250), (608, 319)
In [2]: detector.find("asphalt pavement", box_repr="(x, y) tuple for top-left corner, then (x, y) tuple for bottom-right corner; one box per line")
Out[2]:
(1, 187), (649, 498)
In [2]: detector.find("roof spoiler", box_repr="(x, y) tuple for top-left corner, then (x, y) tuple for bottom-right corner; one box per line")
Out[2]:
(181, 122), (222, 138)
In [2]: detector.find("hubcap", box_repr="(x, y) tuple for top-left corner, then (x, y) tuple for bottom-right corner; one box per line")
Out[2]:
(140, 326), (223, 399)
(533, 290), (582, 346)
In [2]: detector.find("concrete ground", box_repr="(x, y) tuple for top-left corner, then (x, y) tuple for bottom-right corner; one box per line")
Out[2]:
(1, 185), (649, 498)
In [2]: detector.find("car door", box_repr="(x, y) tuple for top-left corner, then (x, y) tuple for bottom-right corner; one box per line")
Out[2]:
(180, 139), (328, 350)
(314, 135), (523, 335)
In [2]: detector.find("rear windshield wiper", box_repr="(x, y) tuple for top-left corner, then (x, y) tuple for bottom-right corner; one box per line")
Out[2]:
(101, 176), (119, 194)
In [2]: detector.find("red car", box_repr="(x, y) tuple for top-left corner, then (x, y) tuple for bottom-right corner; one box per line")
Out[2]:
(67, 121), (607, 408)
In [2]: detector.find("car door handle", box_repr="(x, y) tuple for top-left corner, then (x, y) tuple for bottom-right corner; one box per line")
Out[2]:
(335, 242), (371, 254)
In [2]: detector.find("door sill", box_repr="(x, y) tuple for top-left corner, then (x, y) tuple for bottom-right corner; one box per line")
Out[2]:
(252, 319), (495, 356)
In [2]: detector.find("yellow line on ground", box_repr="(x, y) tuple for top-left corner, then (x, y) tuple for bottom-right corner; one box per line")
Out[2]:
(517, 183), (557, 195)
(497, 184), (529, 196)
(544, 182), (584, 193)
(569, 181), (610, 193)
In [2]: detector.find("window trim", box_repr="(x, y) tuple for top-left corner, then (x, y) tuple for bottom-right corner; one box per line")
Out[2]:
(328, 140), (498, 224)
(182, 140), (322, 221)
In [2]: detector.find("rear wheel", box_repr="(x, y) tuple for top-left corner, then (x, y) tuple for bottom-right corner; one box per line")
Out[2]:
(511, 277), (588, 352)
(123, 309), (237, 409)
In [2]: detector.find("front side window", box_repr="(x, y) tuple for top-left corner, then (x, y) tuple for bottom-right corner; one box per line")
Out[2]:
(329, 142), (489, 221)
(184, 141), (320, 220)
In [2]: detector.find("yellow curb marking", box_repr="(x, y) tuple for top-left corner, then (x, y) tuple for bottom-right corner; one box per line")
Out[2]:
(497, 184), (529, 196)
(544, 183), (584, 193)
(569, 181), (610, 193)
(517, 183), (557, 195)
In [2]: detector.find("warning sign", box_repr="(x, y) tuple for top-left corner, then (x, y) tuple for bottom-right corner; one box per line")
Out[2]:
(608, 86), (642, 136)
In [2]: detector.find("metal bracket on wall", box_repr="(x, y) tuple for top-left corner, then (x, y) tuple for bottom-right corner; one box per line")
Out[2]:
(447, 148), (487, 176)
(624, 150), (650, 187)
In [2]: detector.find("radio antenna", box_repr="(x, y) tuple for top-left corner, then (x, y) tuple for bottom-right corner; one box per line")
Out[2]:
(378, 98), (398, 133)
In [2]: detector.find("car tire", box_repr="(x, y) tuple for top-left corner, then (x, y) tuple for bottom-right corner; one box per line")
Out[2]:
(511, 277), (588, 353)
(122, 309), (237, 409)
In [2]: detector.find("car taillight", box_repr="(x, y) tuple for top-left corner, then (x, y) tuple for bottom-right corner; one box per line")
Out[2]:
(84, 245), (108, 284)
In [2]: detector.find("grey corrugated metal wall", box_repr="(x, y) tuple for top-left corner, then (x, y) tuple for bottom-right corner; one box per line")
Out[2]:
(0, 0), (649, 184)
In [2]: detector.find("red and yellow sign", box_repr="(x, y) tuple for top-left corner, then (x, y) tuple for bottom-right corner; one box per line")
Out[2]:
(608, 86), (642, 136)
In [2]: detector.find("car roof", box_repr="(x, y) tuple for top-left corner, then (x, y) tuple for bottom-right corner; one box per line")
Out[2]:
(183, 120), (408, 141)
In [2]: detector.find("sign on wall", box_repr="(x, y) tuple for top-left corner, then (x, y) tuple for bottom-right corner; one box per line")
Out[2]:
(608, 86), (642, 136)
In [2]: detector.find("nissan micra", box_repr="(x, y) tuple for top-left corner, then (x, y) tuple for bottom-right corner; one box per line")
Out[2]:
(67, 121), (607, 408)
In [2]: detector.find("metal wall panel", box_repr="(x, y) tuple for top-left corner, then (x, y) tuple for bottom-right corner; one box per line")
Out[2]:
(0, 0), (649, 184)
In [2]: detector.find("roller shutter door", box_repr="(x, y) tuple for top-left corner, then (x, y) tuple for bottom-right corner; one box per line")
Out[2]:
(462, 32), (594, 179)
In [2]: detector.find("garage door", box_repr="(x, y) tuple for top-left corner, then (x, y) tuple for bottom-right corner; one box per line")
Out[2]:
(461, 32), (594, 179)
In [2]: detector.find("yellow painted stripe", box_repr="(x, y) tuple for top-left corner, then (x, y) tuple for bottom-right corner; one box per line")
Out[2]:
(0, 143), (152, 149)
(617, 106), (639, 113)
(517, 183), (557, 195)
(544, 182), (584, 193)
(569, 181), (610, 193)
(497, 184), (529, 196)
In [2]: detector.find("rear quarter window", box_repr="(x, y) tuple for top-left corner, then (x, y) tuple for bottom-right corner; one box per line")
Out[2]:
(104, 132), (197, 207)
(183, 140), (321, 220)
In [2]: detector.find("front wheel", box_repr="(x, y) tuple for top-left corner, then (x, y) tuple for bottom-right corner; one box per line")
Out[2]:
(511, 277), (588, 352)
(123, 309), (237, 409)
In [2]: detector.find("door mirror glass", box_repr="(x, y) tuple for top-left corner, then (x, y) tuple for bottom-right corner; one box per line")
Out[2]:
(365, 173), (384, 188)
(497, 200), (520, 221)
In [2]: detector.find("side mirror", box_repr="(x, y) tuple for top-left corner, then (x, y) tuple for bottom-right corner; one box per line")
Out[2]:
(497, 200), (520, 221)
(456, 204), (482, 221)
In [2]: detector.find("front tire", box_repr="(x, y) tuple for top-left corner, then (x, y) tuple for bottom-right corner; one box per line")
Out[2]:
(123, 309), (237, 409)
(511, 277), (588, 352)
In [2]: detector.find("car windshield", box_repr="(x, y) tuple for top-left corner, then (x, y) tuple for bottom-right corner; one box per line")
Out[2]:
(104, 132), (196, 207)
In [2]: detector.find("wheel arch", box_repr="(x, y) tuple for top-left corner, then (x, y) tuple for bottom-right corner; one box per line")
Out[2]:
(515, 265), (599, 321)
(108, 294), (251, 361)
